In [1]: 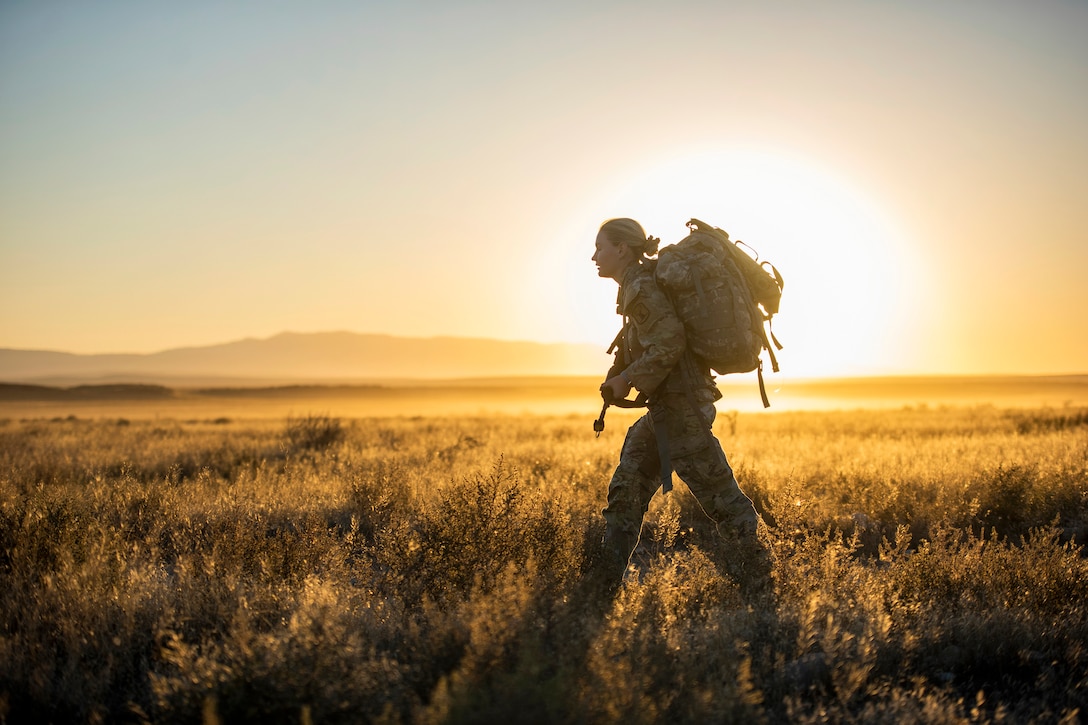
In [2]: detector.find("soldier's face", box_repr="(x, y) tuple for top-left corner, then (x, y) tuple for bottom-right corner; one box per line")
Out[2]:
(593, 231), (631, 281)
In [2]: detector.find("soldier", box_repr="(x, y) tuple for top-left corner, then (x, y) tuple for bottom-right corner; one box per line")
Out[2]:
(592, 217), (771, 594)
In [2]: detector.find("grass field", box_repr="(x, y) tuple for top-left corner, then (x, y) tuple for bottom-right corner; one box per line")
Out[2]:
(1, 398), (1087, 722)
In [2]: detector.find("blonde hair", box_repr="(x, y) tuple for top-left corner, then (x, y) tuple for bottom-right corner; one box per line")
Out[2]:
(599, 218), (660, 260)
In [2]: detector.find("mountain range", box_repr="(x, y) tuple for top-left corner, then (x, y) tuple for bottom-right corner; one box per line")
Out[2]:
(0, 331), (611, 386)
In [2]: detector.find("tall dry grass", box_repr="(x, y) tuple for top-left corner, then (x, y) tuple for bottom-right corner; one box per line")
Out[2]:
(0, 406), (1085, 723)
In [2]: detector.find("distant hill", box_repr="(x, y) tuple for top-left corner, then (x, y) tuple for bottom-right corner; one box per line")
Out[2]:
(0, 331), (611, 386)
(0, 383), (175, 401)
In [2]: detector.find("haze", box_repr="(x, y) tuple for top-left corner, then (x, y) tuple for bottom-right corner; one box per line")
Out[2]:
(1, 1), (1085, 379)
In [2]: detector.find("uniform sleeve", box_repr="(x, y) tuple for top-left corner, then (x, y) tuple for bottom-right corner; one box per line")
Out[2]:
(623, 278), (685, 395)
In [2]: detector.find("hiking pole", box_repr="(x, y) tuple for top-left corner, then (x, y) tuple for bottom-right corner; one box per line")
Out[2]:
(594, 400), (609, 437)
(594, 386), (614, 437)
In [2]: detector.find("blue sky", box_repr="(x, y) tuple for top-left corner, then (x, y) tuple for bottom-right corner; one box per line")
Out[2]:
(2, 0), (1086, 376)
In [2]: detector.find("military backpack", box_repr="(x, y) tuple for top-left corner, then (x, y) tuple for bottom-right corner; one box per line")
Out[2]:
(655, 218), (784, 407)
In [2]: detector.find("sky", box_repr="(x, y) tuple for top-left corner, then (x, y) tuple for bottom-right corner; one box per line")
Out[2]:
(1, 0), (1086, 378)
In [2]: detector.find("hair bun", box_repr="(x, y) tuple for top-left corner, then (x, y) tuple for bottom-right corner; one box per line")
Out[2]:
(644, 235), (660, 256)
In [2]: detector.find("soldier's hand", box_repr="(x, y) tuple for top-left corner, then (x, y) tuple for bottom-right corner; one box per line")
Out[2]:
(600, 374), (632, 403)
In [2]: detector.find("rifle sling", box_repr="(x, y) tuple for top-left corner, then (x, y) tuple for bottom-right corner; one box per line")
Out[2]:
(648, 402), (674, 494)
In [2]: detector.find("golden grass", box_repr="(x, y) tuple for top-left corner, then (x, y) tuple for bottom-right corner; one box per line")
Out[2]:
(0, 406), (1086, 722)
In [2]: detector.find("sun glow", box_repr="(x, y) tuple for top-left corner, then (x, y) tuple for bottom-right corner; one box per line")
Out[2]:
(557, 148), (926, 379)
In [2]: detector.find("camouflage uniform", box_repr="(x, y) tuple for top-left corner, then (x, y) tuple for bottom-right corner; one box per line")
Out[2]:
(602, 262), (766, 586)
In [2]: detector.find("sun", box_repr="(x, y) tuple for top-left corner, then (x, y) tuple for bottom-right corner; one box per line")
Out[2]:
(555, 147), (926, 379)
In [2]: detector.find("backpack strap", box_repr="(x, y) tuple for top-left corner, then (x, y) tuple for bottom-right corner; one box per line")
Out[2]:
(757, 322), (780, 375)
(757, 360), (770, 409)
(768, 319), (783, 351)
(762, 260), (785, 292)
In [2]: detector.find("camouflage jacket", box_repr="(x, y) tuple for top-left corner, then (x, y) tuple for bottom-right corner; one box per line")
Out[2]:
(615, 263), (719, 402)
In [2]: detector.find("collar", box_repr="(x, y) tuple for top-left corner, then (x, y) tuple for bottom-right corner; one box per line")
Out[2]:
(619, 262), (643, 289)
(616, 263), (644, 314)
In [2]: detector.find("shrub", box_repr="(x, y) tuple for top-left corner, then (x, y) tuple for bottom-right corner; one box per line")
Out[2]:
(283, 414), (343, 454)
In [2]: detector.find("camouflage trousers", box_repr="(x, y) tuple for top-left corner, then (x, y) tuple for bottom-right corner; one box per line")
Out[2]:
(602, 396), (766, 585)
